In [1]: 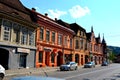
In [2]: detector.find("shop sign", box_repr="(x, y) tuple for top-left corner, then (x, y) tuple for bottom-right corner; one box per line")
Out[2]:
(44, 47), (51, 52)
(17, 48), (30, 54)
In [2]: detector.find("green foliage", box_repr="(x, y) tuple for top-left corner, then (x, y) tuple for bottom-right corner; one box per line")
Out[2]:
(107, 46), (120, 55)
(108, 52), (116, 61)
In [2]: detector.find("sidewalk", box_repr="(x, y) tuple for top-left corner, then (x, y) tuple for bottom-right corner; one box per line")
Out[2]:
(5, 65), (100, 77)
(5, 67), (60, 77)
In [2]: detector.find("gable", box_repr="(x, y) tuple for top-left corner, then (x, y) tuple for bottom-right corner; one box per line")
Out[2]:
(77, 30), (80, 36)
(91, 32), (96, 43)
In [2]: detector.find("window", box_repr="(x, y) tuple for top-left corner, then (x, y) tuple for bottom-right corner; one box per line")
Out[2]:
(85, 42), (87, 50)
(39, 52), (43, 63)
(40, 27), (44, 40)
(21, 27), (28, 45)
(90, 44), (92, 51)
(51, 52), (55, 63)
(3, 20), (12, 41)
(80, 31), (83, 36)
(80, 38), (83, 49)
(52, 32), (55, 43)
(80, 31), (81, 35)
(83, 32), (85, 36)
(70, 38), (72, 48)
(19, 53), (27, 68)
(58, 34), (62, 45)
(64, 36), (67, 46)
(87, 42), (90, 50)
(29, 30), (35, 45)
(13, 23), (20, 43)
(46, 30), (50, 42)
(75, 40), (79, 49)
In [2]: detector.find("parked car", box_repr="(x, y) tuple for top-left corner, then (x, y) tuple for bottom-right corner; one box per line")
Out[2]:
(101, 61), (108, 66)
(84, 62), (95, 68)
(11, 76), (65, 80)
(60, 61), (78, 71)
(0, 65), (5, 80)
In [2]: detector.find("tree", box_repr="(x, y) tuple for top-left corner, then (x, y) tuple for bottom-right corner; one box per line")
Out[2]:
(108, 51), (116, 62)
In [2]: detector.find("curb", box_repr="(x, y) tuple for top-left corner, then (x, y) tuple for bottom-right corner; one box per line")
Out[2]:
(5, 67), (59, 77)
(5, 65), (100, 77)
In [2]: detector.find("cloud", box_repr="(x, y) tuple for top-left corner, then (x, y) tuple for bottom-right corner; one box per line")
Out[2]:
(47, 9), (67, 19)
(69, 5), (90, 18)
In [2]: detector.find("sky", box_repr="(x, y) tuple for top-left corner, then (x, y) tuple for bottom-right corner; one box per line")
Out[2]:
(20, 0), (120, 47)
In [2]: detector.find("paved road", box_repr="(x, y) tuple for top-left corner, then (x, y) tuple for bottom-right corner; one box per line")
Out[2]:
(45, 63), (120, 80)
(3, 63), (120, 80)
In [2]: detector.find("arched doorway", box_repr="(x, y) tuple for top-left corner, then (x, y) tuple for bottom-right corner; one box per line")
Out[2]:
(45, 52), (50, 66)
(95, 56), (97, 65)
(57, 51), (63, 66)
(85, 55), (89, 63)
(81, 55), (84, 65)
(0, 48), (9, 70)
(75, 54), (79, 64)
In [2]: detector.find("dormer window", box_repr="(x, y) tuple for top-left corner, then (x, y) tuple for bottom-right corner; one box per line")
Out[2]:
(12, 12), (19, 15)
(80, 31), (83, 36)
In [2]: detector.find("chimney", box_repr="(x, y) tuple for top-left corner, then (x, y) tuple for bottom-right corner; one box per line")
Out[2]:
(55, 18), (57, 21)
(45, 13), (48, 17)
(32, 8), (36, 11)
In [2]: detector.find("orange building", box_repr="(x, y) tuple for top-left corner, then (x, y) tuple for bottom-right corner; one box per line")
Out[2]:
(56, 20), (87, 66)
(30, 8), (106, 67)
(56, 20), (106, 66)
(31, 10), (75, 68)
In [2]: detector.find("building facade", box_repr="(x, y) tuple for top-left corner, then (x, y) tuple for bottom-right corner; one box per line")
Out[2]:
(31, 11), (75, 68)
(70, 23), (87, 66)
(56, 20), (87, 66)
(86, 27), (103, 64)
(0, 0), (107, 69)
(56, 20), (105, 66)
(0, 0), (38, 69)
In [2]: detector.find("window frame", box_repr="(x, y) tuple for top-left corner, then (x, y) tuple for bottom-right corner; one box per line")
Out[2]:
(40, 27), (44, 41)
(21, 27), (28, 45)
(75, 39), (79, 49)
(58, 33), (62, 45)
(52, 31), (55, 43)
(29, 29), (35, 46)
(3, 20), (12, 41)
(46, 30), (50, 42)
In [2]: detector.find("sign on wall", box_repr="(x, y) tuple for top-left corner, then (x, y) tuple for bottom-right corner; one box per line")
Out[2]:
(17, 48), (30, 54)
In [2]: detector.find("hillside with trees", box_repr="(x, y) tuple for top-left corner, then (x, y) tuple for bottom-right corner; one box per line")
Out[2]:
(107, 46), (120, 55)
(107, 46), (120, 63)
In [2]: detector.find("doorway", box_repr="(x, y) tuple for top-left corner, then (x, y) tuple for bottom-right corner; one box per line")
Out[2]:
(0, 48), (9, 70)
(75, 54), (79, 64)
(19, 53), (27, 68)
(57, 51), (63, 66)
(45, 52), (49, 66)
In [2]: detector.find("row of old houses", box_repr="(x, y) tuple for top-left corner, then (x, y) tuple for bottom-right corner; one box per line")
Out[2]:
(0, 0), (107, 70)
